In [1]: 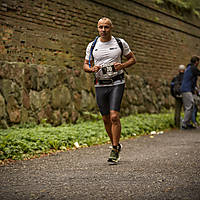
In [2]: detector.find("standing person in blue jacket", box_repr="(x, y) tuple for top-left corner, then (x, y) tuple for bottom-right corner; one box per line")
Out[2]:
(83, 17), (136, 163)
(180, 55), (200, 129)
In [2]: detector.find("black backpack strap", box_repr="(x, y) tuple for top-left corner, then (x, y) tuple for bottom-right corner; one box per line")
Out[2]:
(115, 37), (128, 74)
(90, 37), (123, 66)
(115, 37), (123, 58)
(89, 36), (99, 68)
(90, 36), (128, 74)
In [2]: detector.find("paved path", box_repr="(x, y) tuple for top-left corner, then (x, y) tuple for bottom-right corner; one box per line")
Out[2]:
(0, 129), (200, 200)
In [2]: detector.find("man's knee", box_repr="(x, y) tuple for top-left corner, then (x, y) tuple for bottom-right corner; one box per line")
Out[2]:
(110, 111), (120, 124)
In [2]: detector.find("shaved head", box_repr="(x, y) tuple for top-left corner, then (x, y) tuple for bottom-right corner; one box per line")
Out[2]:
(98, 17), (113, 28)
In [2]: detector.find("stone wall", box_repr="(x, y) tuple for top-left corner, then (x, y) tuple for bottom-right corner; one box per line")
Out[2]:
(0, 0), (200, 127)
(0, 61), (173, 127)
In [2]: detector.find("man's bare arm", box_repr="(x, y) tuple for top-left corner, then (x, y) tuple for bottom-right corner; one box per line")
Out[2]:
(114, 51), (136, 71)
(83, 59), (100, 73)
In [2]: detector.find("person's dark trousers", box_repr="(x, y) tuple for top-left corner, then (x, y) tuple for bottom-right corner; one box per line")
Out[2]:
(192, 104), (197, 124)
(174, 97), (183, 128)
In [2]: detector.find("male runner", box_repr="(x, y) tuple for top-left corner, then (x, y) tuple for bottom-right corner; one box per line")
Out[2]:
(83, 17), (136, 163)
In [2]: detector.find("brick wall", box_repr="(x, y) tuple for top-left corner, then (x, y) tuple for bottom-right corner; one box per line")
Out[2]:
(0, 0), (200, 126)
(1, 0), (200, 82)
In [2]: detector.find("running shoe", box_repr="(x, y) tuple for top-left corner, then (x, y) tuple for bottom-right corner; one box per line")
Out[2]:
(107, 148), (119, 164)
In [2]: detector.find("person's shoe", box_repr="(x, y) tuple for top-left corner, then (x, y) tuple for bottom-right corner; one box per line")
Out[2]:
(107, 148), (119, 164)
(181, 124), (188, 130)
(181, 124), (196, 130)
(187, 124), (196, 129)
(193, 122), (200, 128)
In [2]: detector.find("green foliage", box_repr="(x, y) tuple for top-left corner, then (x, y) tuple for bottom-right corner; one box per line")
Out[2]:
(155, 0), (164, 4)
(154, 0), (200, 16)
(0, 113), (174, 161)
(121, 113), (173, 137)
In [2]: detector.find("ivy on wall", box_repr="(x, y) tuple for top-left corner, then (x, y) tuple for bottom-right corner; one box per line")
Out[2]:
(154, 0), (200, 17)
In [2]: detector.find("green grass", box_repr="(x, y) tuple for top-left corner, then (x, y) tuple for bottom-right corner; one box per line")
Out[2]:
(0, 112), (175, 161)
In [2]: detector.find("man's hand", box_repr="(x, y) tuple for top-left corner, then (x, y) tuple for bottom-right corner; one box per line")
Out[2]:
(83, 59), (100, 73)
(91, 65), (101, 72)
(114, 63), (124, 71)
(113, 51), (136, 72)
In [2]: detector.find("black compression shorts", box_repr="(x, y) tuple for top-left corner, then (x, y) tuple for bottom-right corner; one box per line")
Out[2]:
(95, 84), (125, 116)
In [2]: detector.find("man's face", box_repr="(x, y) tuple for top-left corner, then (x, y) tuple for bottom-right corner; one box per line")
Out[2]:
(97, 19), (112, 39)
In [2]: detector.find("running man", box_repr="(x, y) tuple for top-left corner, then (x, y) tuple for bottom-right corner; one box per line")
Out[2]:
(83, 17), (136, 163)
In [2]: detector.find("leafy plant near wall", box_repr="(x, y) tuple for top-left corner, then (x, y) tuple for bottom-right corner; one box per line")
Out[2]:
(0, 112), (175, 162)
(1, 112), (199, 163)
(154, 0), (200, 17)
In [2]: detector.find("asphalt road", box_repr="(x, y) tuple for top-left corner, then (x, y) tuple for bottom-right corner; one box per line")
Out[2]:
(0, 128), (200, 200)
